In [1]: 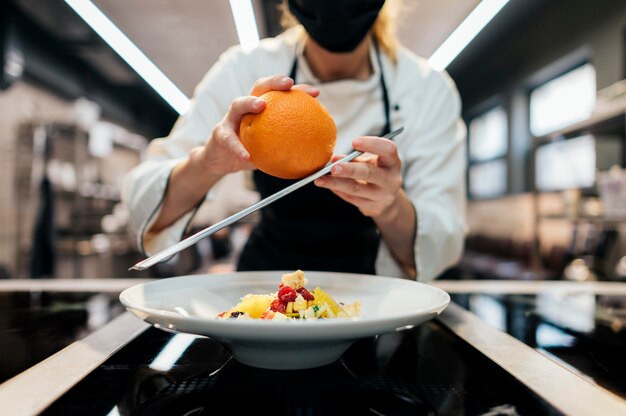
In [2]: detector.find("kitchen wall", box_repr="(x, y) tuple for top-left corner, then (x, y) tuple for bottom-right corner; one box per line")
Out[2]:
(0, 80), (76, 276)
(0, 78), (148, 278)
(448, 0), (626, 279)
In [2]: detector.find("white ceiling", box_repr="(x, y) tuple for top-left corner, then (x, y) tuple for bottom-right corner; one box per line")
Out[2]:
(397, 0), (481, 58)
(92, 0), (480, 97)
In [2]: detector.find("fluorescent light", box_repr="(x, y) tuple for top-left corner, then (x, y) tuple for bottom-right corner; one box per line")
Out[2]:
(428, 0), (510, 71)
(229, 0), (260, 51)
(64, 0), (190, 114)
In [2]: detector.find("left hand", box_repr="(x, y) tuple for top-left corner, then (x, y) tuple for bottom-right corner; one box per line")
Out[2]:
(314, 136), (403, 218)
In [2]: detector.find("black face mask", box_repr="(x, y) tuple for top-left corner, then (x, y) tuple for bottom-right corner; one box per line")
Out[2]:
(288, 0), (386, 53)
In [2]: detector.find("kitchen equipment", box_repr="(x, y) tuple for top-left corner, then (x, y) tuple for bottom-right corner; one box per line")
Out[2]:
(129, 126), (404, 271)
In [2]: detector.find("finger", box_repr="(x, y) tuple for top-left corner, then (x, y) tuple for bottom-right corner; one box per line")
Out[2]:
(330, 160), (384, 185)
(250, 75), (294, 96)
(315, 176), (384, 200)
(215, 123), (250, 160)
(352, 136), (400, 168)
(314, 177), (370, 205)
(292, 84), (320, 97)
(226, 96), (266, 128)
(332, 190), (380, 215)
(319, 185), (382, 218)
(332, 186), (396, 218)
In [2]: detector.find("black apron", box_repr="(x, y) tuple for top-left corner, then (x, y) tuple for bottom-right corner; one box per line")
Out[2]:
(237, 41), (392, 274)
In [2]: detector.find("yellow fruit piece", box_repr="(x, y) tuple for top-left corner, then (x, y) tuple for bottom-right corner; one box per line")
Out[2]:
(231, 294), (274, 319)
(293, 295), (308, 311)
(313, 287), (346, 317)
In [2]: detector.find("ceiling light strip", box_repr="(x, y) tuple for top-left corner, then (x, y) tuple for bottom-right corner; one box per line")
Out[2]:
(64, 0), (190, 114)
(229, 0), (260, 51)
(428, 0), (510, 71)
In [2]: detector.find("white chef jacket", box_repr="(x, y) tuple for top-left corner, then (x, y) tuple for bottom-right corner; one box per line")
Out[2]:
(122, 28), (467, 281)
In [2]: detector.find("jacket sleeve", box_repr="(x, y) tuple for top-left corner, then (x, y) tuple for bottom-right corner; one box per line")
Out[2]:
(376, 68), (468, 282)
(121, 46), (251, 257)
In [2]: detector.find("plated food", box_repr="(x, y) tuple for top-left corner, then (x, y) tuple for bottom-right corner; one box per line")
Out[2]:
(217, 269), (361, 320)
(120, 271), (450, 369)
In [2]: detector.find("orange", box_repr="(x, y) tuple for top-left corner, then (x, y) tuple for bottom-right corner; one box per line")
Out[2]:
(239, 89), (337, 180)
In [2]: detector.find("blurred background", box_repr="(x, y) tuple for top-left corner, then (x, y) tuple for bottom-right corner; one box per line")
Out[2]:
(1, 0), (626, 282)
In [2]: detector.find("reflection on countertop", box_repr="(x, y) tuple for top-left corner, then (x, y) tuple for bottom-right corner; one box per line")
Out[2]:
(450, 287), (626, 399)
(0, 291), (124, 384)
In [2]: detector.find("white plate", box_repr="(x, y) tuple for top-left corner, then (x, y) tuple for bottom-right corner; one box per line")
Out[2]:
(119, 271), (450, 370)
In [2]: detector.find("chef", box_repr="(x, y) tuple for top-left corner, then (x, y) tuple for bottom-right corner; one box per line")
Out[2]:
(122, 0), (467, 281)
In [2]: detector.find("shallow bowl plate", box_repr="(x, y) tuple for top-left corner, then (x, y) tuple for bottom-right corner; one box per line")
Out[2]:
(119, 271), (450, 370)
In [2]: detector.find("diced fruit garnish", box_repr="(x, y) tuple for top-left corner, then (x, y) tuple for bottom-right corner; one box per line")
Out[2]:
(293, 294), (307, 311)
(270, 299), (286, 313)
(297, 287), (315, 301)
(278, 286), (297, 303)
(313, 287), (347, 317)
(261, 310), (275, 320)
(302, 307), (316, 319)
(216, 270), (360, 320)
(272, 312), (289, 321)
(232, 294), (274, 318)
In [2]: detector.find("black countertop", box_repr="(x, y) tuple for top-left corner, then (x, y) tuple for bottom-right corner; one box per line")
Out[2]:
(1, 279), (626, 415)
(451, 290), (626, 400)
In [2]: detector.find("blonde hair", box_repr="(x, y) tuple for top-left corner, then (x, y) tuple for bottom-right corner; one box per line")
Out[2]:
(278, 0), (401, 64)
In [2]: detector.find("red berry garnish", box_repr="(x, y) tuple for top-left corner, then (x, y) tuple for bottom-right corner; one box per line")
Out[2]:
(278, 286), (297, 303)
(270, 299), (286, 313)
(297, 287), (314, 301)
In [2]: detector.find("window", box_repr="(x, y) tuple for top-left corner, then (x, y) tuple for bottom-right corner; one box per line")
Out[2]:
(535, 135), (596, 191)
(469, 106), (508, 161)
(529, 63), (596, 137)
(469, 159), (508, 199)
(535, 134), (623, 192)
(467, 105), (508, 199)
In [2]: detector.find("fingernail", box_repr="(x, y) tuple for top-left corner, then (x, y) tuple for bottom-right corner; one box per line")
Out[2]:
(315, 178), (326, 186)
(254, 98), (265, 106)
(332, 165), (343, 175)
(282, 76), (291, 83)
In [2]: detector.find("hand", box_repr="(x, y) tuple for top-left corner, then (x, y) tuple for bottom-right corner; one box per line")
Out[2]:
(200, 75), (319, 175)
(314, 136), (403, 219)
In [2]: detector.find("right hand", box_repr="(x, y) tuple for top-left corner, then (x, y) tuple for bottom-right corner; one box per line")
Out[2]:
(200, 75), (319, 175)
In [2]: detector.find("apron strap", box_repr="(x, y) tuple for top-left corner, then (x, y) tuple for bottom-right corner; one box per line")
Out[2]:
(373, 39), (391, 136)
